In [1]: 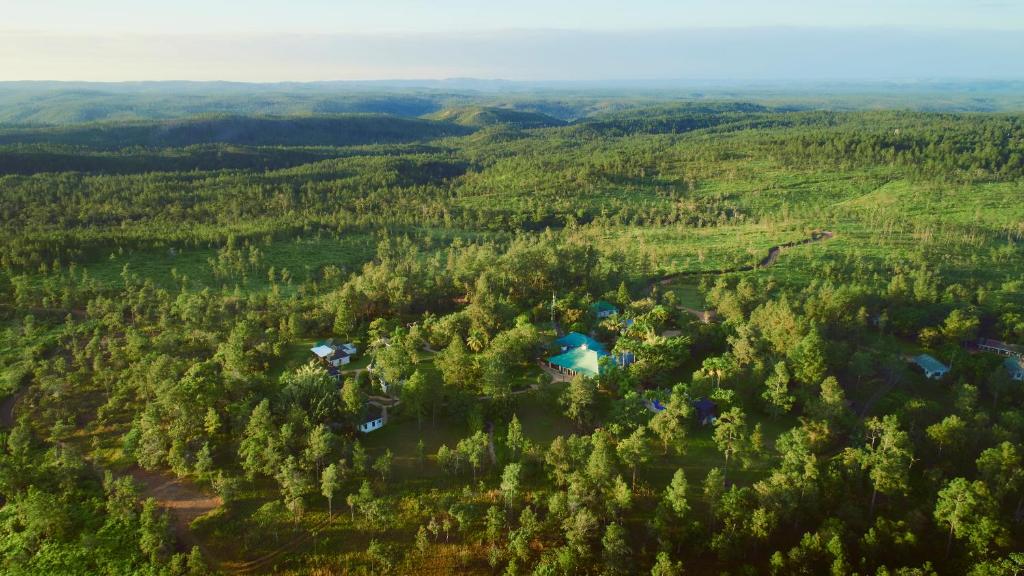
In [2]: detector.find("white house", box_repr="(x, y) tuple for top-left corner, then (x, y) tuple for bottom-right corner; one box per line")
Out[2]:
(358, 405), (386, 433)
(311, 341), (357, 367)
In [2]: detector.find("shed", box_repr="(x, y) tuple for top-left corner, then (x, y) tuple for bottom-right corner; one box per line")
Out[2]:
(912, 354), (950, 380)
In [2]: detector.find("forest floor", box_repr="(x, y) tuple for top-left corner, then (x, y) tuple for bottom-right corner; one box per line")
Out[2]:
(129, 468), (222, 553)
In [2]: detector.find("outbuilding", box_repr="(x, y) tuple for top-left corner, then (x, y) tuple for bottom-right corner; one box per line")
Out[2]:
(911, 354), (950, 380)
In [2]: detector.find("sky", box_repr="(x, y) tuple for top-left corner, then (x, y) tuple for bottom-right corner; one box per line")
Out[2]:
(1, 0), (1023, 81)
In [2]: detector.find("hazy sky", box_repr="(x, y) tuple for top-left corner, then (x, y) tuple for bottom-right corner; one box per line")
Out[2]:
(1, 0), (1023, 81)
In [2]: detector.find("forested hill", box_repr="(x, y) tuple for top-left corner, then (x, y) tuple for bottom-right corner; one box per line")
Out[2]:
(1, 99), (1023, 575)
(426, 106), (567, 129)
(0, 114), (474, 149)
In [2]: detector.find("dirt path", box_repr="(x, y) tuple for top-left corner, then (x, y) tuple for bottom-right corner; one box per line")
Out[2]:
(655, 230), (835, 321)
(129, 468), (222, 551)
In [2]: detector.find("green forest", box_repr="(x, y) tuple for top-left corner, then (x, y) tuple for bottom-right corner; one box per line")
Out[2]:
(1, 88), (1023, 575)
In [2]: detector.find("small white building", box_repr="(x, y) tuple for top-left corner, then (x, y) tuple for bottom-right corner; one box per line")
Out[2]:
(358, 405), (386, 433)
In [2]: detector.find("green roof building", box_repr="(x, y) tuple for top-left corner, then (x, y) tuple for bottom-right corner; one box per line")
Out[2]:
(554, 332), (608, 355)
(548, 346), (607, 378)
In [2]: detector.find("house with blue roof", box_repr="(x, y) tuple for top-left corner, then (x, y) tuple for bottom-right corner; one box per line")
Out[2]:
(911, 354), (950, 380)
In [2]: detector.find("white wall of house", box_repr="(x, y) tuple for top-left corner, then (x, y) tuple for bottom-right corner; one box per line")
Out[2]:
(359, 418), (384, 433)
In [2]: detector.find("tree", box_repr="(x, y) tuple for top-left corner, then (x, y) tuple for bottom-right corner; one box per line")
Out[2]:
(203, 407), (221, 437)
(506, 414), (525, 461)
(276, 456), (310, 520)
(926, 415), (968, 457)
(304, 424), (333, 474)
(415, 525), (430, 556)
(985, 365), (1014, 409)
(375, 329), (416, 386)
(340, 377), (364, 419)
(713, 407), (748, 483)
(617, 426), (651, 489)
(563, 507), (599, 560)
(403, 370), (428, 429)
(608, 475), (633, 518)
(562, 375), (597, 428)
(457, 431), (489, 482)
(139, 497), (171, 563)
(940, 309), (979, 345)
(788, 329), (828, 387)
(649, 393), (690, 455)
(437, 336), (477, 390)
(762, 360), (794, 416)
(650, 551), (684, 576)
(976, 442), (1024, 522)
(352, 440), (368, 477)
(500, 463), (522, 510)
(486, 505), (505, 545)
(860, 415), (914, 516)
(663, 469), (690, 519)
(601, 522), (631, 576)
(321, 463), (340, 518)
(811, 376), (851, 428)
(373, 449), (393, 483)
(934, 477), (1007, 557)
(238, 399), (276, 479)
(366, 538), (393, 573)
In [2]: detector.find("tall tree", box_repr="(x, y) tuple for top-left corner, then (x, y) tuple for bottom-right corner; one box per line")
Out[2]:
(617, 426), (652, 489)
(934, 477), (1007, 557)
(713, 407), (748, 484)
(859, 415), (914, 516)
(321, 463), (340, 518)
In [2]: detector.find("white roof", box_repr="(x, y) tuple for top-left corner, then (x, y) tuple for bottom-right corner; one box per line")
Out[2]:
(311, 345), (335, 358)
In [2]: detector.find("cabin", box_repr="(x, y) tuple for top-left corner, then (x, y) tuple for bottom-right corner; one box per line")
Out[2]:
(590, 300), (619, 319)
(977, 338), (1024, 359)
(358, 404), (385, 433)
(1005, 356), (1024, 382)
(311, 340), (358, 368)
(911, 354), (950, 380)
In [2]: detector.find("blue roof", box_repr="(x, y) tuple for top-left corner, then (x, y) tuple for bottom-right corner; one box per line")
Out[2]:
(693, 398), (717, 414)
(554, 332), (608, 355)
(913, 354), (949, 373)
